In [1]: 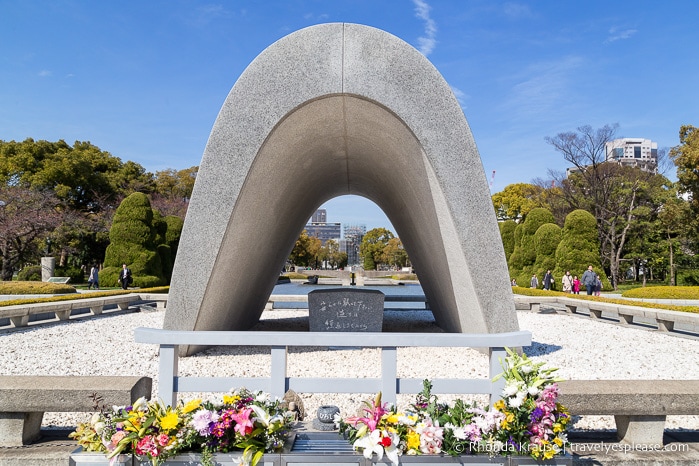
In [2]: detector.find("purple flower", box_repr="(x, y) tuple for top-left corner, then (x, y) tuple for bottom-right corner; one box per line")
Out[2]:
(191, 409), (220, 436)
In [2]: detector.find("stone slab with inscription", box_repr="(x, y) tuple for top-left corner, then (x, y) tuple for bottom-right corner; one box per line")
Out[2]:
(308, 288), (384, 332)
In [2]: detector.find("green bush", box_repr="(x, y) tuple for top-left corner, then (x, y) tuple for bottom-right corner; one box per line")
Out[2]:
(54, 266), (85, 284)
(533, 223), (561, 286)
(17, 265), (42, 281)
(499, 220), (517, 263)
(102, 193), (165, 287)
(509, 208), (554, 285)
(554, 209), (609, 289)
(0, 286), (168, 306)
(621, 286), (699, 300)
(0, 281), (76, 295)
(512, 286), (699, 313)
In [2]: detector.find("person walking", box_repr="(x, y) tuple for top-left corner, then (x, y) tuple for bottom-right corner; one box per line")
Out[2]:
(543, 270), (553, 290)
(594, 274), (603, 296)
(530, 274), (539, 289)
(581, 265), (596, 295)
(87, 265), (99, 290)
(572, 275), (581, 294)
(119, 263), (132, 290)
(562, 271), (573, 293)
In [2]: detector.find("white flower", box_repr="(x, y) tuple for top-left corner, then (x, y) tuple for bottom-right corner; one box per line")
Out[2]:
(510, 393), (525, 408)
(503, 383), (519, 397)
(528, 385), (540, 396)
(131, 397), (148, 412)
(521, 364), (533, 374)
(446, 423), (468, 440)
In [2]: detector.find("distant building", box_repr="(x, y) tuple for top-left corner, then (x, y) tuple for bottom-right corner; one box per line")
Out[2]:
(605, 138), (658, 173)
(311, 209), (327, 223)
(342, 224), (366, 266)
(305, 222), (341, 245)
(566, 137), (658, 178)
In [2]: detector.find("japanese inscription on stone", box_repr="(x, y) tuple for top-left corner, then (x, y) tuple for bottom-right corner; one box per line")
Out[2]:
(308, 288), (384, 332)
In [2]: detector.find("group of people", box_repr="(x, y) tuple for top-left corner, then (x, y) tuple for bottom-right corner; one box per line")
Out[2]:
(86, 263), (132, 291)
(524, 265), (603, 295)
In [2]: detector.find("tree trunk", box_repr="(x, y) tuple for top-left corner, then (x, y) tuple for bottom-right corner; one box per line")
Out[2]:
(669, 233), (675, 286)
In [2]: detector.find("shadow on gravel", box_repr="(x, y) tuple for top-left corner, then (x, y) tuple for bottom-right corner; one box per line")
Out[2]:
(525, 340), (563, 356)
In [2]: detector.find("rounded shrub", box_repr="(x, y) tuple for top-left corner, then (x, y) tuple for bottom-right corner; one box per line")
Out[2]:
(102, 193), (165, 287)
(499, 220), (517, 263)
(533, 223), (562, 284)
(17, 265), (42, 281)
(54, 266), (85, 284)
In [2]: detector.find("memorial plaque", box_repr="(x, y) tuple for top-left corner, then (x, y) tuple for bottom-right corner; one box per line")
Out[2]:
(308, 288), (384, 332)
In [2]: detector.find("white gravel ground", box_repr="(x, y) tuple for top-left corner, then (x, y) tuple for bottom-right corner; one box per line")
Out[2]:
(1, 308), (698, 432)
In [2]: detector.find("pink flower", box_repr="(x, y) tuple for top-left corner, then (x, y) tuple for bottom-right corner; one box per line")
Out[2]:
(232, 408), (254, 436)
(109, 431), (127, 449)
(136, 435), (159, 457)
(157, 433), (170, 447)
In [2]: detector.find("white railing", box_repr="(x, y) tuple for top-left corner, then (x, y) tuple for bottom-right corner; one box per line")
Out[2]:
(133, 328), (532, 407)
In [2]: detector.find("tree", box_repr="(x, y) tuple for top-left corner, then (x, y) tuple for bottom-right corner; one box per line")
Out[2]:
(101, 192), (165, 287)
(533, 223), (561, 284)
(499, 220), (517, 263)
(360, 228), (395, 270)
(381, 237), (410, 269)
(0, 186), (63, 280)
(288, 230), (321, 268)
(554, 209), (605, 284)
(491, 183), (546, 222)
(546, 124), (669, 288)
(508, 208), (555, 284)
(669, 125), (699, 246)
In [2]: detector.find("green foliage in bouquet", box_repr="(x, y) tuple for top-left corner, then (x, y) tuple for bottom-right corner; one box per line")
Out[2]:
(70, 388), (294, 466)
(338, 349), (571, 463)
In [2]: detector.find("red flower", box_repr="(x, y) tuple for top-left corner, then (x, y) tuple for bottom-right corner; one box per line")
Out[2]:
(381, 436), (392, 447)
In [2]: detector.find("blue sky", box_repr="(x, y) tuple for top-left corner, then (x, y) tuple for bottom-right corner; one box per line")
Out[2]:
(1, 1), (696, 231)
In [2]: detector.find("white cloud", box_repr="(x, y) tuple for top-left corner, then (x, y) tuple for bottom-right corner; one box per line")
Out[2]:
(450, 85), (469, 107)
(413, 0), (437, 56)
(499, 56), (585, 123)
(503, 2), (535, 20)
(605, 26), (638, 43)
(38, 70), (52, 77)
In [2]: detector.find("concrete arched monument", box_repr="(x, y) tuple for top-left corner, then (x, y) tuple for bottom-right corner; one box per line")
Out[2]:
(164, 23), (518, 346)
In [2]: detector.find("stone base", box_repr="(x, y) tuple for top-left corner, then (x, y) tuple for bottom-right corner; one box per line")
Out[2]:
(615, 414), (667, 445)
(0, 412), (43, 446)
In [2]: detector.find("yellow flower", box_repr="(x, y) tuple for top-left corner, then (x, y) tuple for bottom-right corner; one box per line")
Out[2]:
(493, 399), (505, 411)
(501, 412), (514, 429)
(223, 394), (240, 405)
(159, 410), (180, 431)
(553, 423), (563, 433)
(553, 436), (563, 447)
(406, 431), (420, 451)
(182, 399), (202, 414)
(386, 414), (400, 424)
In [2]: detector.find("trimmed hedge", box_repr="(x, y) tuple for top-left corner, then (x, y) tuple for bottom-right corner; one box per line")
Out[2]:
(0, 281), (77, 295)
(621, 286), (699, 300)
(0, 286), (169, 307)
(512, 286), (699, 314)
(102, 193), (165, 287)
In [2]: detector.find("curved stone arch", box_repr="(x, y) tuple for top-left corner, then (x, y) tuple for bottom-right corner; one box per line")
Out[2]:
(164, 23), (518, 343)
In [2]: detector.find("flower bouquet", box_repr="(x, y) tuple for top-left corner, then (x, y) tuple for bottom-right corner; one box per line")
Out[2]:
(70, 395), (199, 465)
(70, 388), (295, 466)
(177, 387), (294, 466)
(337, 349), (571, 464)
(489, 348), (570, 460)
(337, 387), (446, 465)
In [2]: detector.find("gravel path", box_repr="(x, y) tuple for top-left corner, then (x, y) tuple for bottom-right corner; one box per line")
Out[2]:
(1, 308), (698, 431)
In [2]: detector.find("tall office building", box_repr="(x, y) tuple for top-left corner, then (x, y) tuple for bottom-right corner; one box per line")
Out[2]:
(605, 138), (658, 173)
(343, 224), (366, 266)
(305, 209), (340, 245)
(311, 209), (327, 223)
